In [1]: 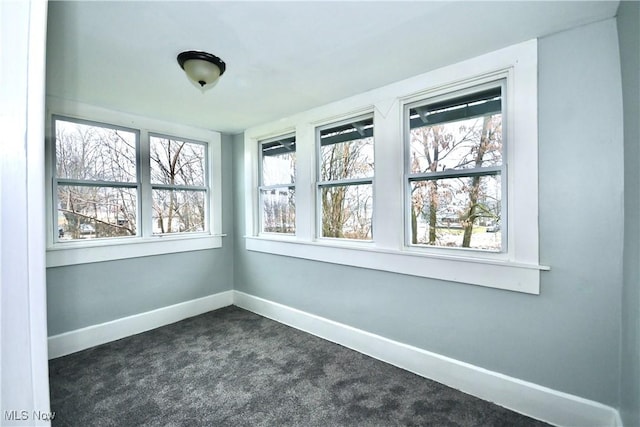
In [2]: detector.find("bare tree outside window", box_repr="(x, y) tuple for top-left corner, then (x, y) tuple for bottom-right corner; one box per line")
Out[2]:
(407, 85), (504, 251)
(318, 117), (374, 240)
(53, 117), (214, 245)
(54, 118), (138, 240)
(150, 136), (207, 234)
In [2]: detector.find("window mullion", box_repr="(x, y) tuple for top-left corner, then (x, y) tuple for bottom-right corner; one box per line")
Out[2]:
(373, 103), (403, 250)
(139, 129), (152, 238)
(295, 124), (314, 240)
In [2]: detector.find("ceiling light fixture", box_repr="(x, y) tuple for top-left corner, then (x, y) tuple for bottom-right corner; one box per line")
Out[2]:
(177, 50), (226, 90)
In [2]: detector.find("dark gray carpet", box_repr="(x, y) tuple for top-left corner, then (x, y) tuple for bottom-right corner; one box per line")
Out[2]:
(49, 306), (551, 426)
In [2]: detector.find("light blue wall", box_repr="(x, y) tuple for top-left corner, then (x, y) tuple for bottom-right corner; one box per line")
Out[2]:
(233, 18), (624, 406)
(618, 1), (640, 426)
(46, 134), (235, 336)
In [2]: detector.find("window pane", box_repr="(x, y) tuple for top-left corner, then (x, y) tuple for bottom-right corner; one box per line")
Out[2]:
(150, 136), (206, 186)
(55, 119), (137, 182)
(321, 184), (372, 240)
(57, 186), (137, 240)
(320, 125), (374, 181)
(410, 175), (502, 250)
(261, 188), (295, 234)
(262, 139), (296, 186)
(152, 189), (205, 234)
(409, 95), (502, 174)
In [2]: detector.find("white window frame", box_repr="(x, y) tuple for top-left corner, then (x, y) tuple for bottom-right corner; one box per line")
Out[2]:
(404, 78), (508, 254)
(46, 98), (223, 267)
(244, 39), (548, 294)
(52, 115), (142, 239)
(258, 133), (297, 235)
(315, 113), (375, 242)
(148, 133), (211, 235)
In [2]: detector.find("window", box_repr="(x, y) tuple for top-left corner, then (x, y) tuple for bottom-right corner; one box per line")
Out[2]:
(54, 118), (139, 241)
(150, 134), (208, 234)
(317, 116), (374, 240)
(47, 107), (222, 267)
(259, 135), (296, 234)
(406, 82), (504, 251)
(245, 39), (544, 294)
(54, 118), (210, 240)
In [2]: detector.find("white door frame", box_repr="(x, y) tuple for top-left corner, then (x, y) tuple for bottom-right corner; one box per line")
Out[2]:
(0, 1), (50, 425)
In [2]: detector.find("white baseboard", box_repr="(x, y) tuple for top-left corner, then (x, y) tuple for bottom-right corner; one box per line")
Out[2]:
(233, 291), (621, 427)
(48, 290), (234, 359)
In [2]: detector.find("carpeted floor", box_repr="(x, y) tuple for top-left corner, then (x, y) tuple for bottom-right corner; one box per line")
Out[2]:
(49, 306), (551, 426)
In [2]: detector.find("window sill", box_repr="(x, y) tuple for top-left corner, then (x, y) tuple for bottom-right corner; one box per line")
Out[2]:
(46, 234), (224, 267)
(245, 236), (548, 294)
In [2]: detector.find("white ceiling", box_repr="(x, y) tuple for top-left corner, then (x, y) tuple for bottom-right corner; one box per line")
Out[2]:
(46, 1), (619, 134)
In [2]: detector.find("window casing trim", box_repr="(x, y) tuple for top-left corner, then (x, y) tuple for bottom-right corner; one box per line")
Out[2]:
(243, 39), (545, 293)
(46, 98), (223, 267)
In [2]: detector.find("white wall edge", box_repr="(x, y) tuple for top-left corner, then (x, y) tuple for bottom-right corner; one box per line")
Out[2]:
(47, 290), (233, 359)
(233, 291), (621, 427)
